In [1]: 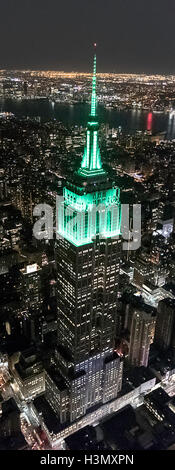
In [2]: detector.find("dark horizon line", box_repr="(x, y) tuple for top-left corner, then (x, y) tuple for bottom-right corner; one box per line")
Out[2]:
(0, 65), (175, 76)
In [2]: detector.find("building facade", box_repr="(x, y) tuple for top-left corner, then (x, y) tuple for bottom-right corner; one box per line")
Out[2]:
(55, 50), (123, 423)
(155, 298), (175, 350)
(129, 308), (156, 367)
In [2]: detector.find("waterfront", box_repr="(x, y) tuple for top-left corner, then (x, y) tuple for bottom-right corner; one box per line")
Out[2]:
(1, 98), (175, 138)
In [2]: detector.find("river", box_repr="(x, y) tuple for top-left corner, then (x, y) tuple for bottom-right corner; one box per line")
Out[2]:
(0, 98), (175, 138)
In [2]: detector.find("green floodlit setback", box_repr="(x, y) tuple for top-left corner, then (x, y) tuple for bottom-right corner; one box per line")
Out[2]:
(58, 186), (121, 246)
(80, 120), (104, 173)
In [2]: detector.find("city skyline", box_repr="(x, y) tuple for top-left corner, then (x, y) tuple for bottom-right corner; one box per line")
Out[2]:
(1, 2), (175, 459)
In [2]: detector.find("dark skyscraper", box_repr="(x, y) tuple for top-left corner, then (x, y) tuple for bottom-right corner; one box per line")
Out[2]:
(55, 49), (123, 423)
(155, 299), (175, 351)
(128, 307), (156, 368)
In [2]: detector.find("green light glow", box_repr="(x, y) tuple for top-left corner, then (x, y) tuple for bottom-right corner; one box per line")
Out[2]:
(87, 130), (90, 168)
(88, 121), (98, 126)
(80, 52), (104, 175)
(58, 186), (121, 246)
(91, 130), (97, 170)
(78, 167), (106, 177)
(91, 54), (96, 117)
(57, 51), (122, 247)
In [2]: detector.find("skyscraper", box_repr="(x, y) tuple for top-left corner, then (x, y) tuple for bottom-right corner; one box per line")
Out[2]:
(155, 298), (175, 351)
(20, 263), (42, 310)
(129, 307), (156, 368)
(55, 48), (122, 423)
(20, 263), (43, 345)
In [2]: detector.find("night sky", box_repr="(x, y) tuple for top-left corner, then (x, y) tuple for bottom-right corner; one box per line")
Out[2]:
(0, 0), (175, 73)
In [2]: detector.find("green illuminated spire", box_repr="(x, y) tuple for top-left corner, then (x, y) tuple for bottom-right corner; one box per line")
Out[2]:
(57, 47), (121, 245)
(91, 51), (97, 117)
(79, 45), (106, 176)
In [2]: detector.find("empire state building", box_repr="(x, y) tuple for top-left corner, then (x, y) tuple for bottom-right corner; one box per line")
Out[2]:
(55, 49), (123, 424)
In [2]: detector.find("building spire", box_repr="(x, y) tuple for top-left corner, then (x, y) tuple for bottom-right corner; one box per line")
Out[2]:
(90, 44), (97, 117)
(79, 45), (106, 177)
